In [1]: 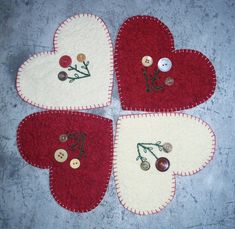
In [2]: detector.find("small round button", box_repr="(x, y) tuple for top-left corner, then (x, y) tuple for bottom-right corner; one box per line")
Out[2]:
(140, 161), (150, 171)
(54, 149), (68, 163)
(70, 158), (80, 169)
(77, 53), (86, 62)
(162, 143), (173, 153)
(142, 56), (153, 67)
(59, 55), (72, 68)
(164, 77), (174, 86)
(58, 71), (68, 81)
(155, 157), (170, 172)
(59, 134), (68, 142)
(158, 58), (172, 72)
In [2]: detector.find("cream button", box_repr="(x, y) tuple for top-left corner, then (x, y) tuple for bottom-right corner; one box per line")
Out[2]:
(162, 143), (173, 153)
(70, 158), (80, 169)
(54, 149), (68, 163)
(59, 134), (68, 142)
(140, 161), (150, 171)
(142, 56), (153, 67)
(158, 58), (172, 72)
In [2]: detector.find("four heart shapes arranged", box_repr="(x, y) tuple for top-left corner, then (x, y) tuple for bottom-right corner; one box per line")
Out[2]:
(16, 14), (216, 214)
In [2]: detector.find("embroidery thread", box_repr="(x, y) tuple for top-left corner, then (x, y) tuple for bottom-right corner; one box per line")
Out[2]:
(58, 54), (91, 83)
(142, 57), (174, 92)
(136, 141), (172, 172)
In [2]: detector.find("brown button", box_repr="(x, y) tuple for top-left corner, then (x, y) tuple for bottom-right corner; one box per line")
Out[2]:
(70, 158), (80, 169)
(59, 134), (68, 142)
(162, 143), (173, 153)
(155, 157), (170, 172)
(77, 53), (86, 62)
(165, 77), (174, 86)
(54, 149), (68, 163)
(140, 161), (150, 171)
(142, 56), (153, 67)
(58, 71), (68, 81)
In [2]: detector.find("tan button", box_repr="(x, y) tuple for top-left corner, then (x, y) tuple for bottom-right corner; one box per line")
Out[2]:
(70, 158), (80, 169)
(59, 134), (68, 142)
(54, 149), (68, 163)
(142, 56), (153, 67)
(165, 77), (174, 86)
(162, 143), (173, 153)
(77, 53), (86, 62)
(140, 161), (150, 171)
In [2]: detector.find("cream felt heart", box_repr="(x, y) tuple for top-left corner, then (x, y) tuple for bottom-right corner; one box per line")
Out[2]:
(16, 14), (113, 110)
(114, 113), (216, 215)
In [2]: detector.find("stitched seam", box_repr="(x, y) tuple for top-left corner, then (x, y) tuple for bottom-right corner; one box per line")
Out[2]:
(16, 110), (114, 212)
(113, 112), (216, 215)
(16, 13), (114, 110)
(114, 15), (216, 112)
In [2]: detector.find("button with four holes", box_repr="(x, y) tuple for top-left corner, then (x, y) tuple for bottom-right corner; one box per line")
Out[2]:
(70, 158), (80, 169)
(142, 56), (153, 67)
(158, 57), (172, 72)
(54, 149), (68, 163)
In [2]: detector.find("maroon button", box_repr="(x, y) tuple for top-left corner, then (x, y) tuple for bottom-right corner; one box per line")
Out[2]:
(155, 157), (170, 172)
(58, 71), (68, 81)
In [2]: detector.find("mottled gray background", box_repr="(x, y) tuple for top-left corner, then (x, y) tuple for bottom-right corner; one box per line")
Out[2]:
(0, 0), (234, 228)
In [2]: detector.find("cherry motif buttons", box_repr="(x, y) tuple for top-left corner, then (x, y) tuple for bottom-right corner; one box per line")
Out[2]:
(54, 149), (68, 163)
(58, 71), (68, 81)
(70, 158), (81, 169)
(140, 160), (150, 171)
(142, 56), (153, 67)
(155, 157), (170, 172)
(157, 57), (172, 72)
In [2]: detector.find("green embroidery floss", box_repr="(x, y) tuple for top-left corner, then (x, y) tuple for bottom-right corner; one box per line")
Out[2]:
(136, 141), (172, 172)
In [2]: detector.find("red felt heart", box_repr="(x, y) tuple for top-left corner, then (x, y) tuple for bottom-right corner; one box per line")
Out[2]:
(114, 16), (216, 111)
(17, 111), (113, 212)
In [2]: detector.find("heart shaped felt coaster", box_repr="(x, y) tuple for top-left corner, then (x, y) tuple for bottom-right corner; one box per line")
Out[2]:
(17, 111), (113, 212)
(16, 14), (113, 110)
(114, 113), (215, 215)
(114, 16), (216, 112)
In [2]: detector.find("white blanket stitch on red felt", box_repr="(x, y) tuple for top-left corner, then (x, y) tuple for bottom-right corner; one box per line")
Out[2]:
(114, 113), (216, 215)
(16, 14), (113, 110)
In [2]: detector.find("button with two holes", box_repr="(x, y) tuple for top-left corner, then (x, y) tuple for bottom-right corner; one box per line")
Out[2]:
(70, 158), (80, 169)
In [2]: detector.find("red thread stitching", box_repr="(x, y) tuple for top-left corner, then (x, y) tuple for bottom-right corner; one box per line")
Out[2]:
(16, 14), (114, 111)
(113, 112), (216, 215)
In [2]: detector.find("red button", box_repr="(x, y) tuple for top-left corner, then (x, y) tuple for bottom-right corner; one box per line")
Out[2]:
(59, 55), (72, 68)
(155, 157), (170, 172)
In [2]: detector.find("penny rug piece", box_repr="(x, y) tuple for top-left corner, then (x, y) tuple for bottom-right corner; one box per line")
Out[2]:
(114, 16), (216, 112)
(16, 14), (113, 110)
(17, 111), (113, 212)
(114, 113), (216, 215)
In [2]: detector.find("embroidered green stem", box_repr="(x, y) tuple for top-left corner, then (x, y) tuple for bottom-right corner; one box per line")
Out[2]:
(136, 142), (164, 161)
(66, 132), (87, 159)
(68, 61), (91, 83)
(143, 68), (164, 92)
(143, 68), (150, 92)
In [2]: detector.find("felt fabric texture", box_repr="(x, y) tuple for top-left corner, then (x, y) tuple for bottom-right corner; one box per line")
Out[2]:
(114, 113), (216, 215)
(16, 14), (113, 110)
(114, 16), (216, 112)
(17, 111), (113, 212)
